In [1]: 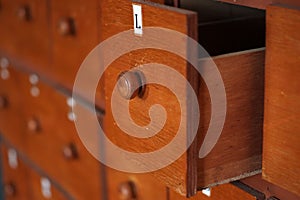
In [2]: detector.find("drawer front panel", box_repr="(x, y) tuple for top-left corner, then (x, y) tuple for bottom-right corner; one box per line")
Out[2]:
(50, 0), (104, 109)
(106, 168), (167, 200)
(103, 0), (198, 196)
(1, 144), (69, 200)
(0, 0), (49, 67)
(0, 58), (27, 148)
(18, 74), (103, 200)
(264, 5), (300, 196)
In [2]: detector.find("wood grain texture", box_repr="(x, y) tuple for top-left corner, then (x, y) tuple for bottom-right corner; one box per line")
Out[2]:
(1, 144), (69, 200)
(1, 145), (31, 199)
(169, 182), (264, 200)
(197, 49), (264, 188)
(0, 0), (50, 68)
(241, 174), (300, 200)
(106, 168), (167, 200)
(18, 72), (104, 200)
(102, 0), (198, 197)
(0, 64), (26, 149)
(49, 0), (105, 109)
(0, 66), (104, 199)
(263, 5), (300, 196)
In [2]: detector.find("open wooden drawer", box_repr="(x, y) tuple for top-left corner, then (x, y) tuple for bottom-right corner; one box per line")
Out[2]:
(102, 0), (265, 197)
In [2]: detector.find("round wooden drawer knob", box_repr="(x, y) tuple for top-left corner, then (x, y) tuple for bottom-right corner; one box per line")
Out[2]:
(118, 181), (136, 200)
(4, 182), (16, 197)
(117, 71), (145, 100)
(0, 95), (8, 109)
(17, 5), (31, 21)
(62, 143), (78, 160)
(58, 18), (75, 36)
(27, 118), (40, 132)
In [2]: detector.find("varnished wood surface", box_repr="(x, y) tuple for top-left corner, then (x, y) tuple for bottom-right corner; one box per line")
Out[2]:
(0, 0), (50, 69)
(241, 174), (300, 200)
(197, 49), (264, 188)
(17, 70), (104, 200)
(103, 0), (198, 196)
(106, 168), (167, 200)
(1, 144), (68, 200)
(0, 64), (104, 199)
(264, 4), (300, 196)
(0, 64), (26, 149)
(50, 0), (105, 109)
(1, 145), (31, 199)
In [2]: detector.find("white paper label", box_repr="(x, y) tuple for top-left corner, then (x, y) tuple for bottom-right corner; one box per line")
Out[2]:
(202, 188), (211, 197)
(7, 149), (18, 169)
(133, 4), (143, 35)
(41, 177), (52, 199)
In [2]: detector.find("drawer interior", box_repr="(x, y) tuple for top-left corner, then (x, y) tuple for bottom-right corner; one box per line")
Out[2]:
(166, 0), (265, 56)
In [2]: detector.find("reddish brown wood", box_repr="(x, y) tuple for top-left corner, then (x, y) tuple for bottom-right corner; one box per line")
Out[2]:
(0, 63), (27, 149)
(170, 183), (264, 200)
(0, 0), (50, 68)
(15, 72), (104, 200)
(103, 0), (198, 196)
(241, 174), (300, 200)
(264, 4), (300, 196)
(106, 168), (167, 200)
(49, 0), (105, 109)
(197, 49), (264, 188)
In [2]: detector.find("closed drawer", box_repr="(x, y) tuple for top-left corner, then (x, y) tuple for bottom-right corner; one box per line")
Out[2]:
(12, 69), (104, 199)
(169, 182), (265, 200)
(0, 0), (50, 68)
(1, 144), (68, 200)
(106, 168), (167, 200)
(103, 0), (265, 197)
(264, 4), (300, 196)
(49, 0), (104, 109)
(0, 57), (26, 148)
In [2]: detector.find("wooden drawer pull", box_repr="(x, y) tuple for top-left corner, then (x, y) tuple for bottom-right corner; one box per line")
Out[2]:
(0, 95), (8, 109)
(62, 143), (78, 160)
(117, 71), (145, 100)
(58, 17), (75, 36)
(4, 182), (16, 197)
(27, 118), (40, 132)
(17, 5), (31, 21)
(118, 181), (137, 200)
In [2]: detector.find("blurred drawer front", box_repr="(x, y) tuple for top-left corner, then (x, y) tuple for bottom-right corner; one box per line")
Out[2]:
(1, 144), (68, 200)
(49, 0), (104, 109)
(0, 57), (26, 148)
(13, 69), (103, 199)
(0, 0), (50, 67)
(264, 5), (300, 196)
(106, 168), (167, 200)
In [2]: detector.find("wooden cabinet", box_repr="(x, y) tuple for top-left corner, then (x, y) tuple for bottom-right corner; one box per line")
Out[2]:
(263, 4), (300, 197)
(1, 144), (68, 200)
